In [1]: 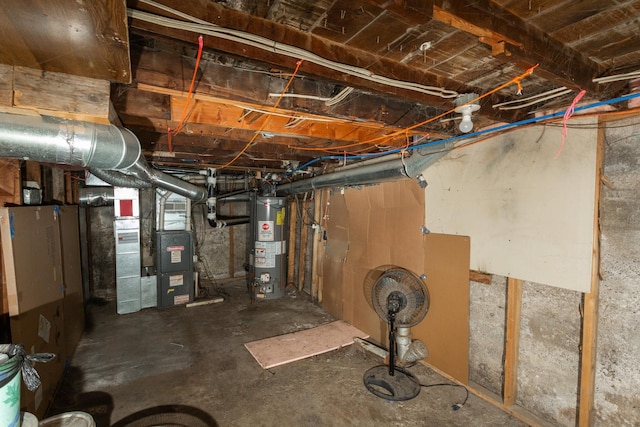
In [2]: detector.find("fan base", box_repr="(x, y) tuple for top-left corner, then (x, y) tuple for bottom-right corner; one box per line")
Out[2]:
(363, 365), (421, 401)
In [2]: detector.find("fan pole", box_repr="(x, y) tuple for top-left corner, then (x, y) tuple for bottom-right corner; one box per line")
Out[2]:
(388, 312), (396, 376)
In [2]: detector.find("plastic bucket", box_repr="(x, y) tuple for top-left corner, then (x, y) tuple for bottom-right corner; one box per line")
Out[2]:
(0, 354), (22, 427)
(39, 411), (96, 427)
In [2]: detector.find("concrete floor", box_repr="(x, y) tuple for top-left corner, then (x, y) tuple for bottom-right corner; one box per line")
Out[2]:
(49, 281), (526, 427)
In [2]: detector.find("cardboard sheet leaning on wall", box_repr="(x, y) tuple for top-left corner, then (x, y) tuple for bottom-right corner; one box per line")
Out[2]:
(321, 180), (470, 383)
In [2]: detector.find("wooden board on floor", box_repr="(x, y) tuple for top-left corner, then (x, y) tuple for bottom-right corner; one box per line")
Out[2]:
(244, 320), (368, 369)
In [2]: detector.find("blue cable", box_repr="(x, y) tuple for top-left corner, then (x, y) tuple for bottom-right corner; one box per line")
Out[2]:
(286, 91), (640, 175)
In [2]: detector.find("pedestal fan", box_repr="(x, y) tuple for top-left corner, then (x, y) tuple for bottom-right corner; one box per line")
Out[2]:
(362, 265), (430, 401)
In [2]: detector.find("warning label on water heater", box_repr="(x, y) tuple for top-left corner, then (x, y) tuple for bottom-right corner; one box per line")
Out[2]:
(258, 220), (274, 241)
(255, 241), (276, 267)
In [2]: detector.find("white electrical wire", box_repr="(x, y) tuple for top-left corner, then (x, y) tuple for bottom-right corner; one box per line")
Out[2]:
(493, 86), (572, 110)
(326, 87), (355, 106)
(593, 69), (640, 83)
(232, 104), (335, 122)
(267, 86), (354, 106)
(130, 2), (459, 99)
(492, 68), (640, 111)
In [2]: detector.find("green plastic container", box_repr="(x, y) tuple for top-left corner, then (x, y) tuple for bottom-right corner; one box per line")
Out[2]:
(0, 354), (22, 427)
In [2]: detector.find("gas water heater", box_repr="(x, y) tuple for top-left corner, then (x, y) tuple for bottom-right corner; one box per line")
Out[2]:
(250, 195), (288, 300)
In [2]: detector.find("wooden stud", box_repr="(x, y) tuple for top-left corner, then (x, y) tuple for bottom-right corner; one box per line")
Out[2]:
(229, 203), (235, 278)
(470, 269), (492, 284)
(287, 198), (297, 287)
(25, 161), (41, 186)
(311, 190), (323, 303)
(0, 159), (21, 206)
(503, 277), (523, 406)
(577, 118), (604, 427)
(65, 172), (73, 204)
(299, 199), (309, 293)
(418, 360), (555, 427)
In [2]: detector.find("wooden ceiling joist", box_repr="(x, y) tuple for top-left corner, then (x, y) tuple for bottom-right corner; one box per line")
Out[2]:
(433, 0), (603, 94)
(128, 0), (480, 108)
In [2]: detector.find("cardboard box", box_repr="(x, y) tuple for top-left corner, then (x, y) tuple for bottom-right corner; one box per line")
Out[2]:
(0, 205), (85, 416)
(9, 300), (66, 418)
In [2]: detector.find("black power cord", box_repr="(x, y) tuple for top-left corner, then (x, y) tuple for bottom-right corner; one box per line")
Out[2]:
(411, 375), (470, 410)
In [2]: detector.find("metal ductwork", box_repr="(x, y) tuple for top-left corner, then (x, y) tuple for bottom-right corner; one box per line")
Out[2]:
(79, 187), (115, 207)
(0, 112), (207, 202)
(275, 145), (451, 196)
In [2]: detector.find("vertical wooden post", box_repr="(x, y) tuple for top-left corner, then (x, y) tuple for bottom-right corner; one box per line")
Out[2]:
(503, 277), (523, 406)
(229, 203), (235, 277)
(65, 172), (73, 204)
(578, 121), (604, 427)
(304, 198), (315, 298)
(287, 198), (297, 287)
(299, 198), (309, 292)
(311, 190), (323, 303)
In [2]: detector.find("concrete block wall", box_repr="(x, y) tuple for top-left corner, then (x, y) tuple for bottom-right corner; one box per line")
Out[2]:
(468, 116), (640, 426)
(596, 116), (640, 425)
(191, 202), (248, 281)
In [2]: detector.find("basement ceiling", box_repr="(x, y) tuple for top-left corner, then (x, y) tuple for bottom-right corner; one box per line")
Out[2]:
(1, 0), (640, 175)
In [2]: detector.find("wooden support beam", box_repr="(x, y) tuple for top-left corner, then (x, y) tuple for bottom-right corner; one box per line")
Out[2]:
(470, 270), (492, 284)
(129, 83), (428, 147)
(433, 1), (603, 94)
(65, 172), (73, 204)
(311, 190), (323, 303)
(128, 42), (445, 134)
(229, 204), (235, 278)
(0, 160), (21, 206)
(0, 1), (131, 83)
(503, 277), (523, 406)
(294, 197), (303, 292)
(127, 1), (485, 109)
(577, 118), (604, 426)
(287, 198), (297, 288)
(12, 66), (111, 123)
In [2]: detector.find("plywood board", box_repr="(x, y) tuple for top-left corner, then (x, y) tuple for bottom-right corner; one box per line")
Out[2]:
(0, 0), (131, 83)
(414, 234), (470, 383)
(244, 320), (368, 369)
(423, 117), (598, 292)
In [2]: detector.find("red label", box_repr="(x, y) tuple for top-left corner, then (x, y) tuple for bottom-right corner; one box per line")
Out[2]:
(119, 199), (133, 217)
(166, 245), (184, 251)
(262, 223), (270, 231)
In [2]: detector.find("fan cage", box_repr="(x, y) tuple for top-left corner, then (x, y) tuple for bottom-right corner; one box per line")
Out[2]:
(363, 265), (429, 327)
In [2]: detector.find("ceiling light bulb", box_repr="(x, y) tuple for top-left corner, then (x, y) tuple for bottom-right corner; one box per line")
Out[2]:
(454, 102), (480, 133)
(459, 113), (473, 133)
